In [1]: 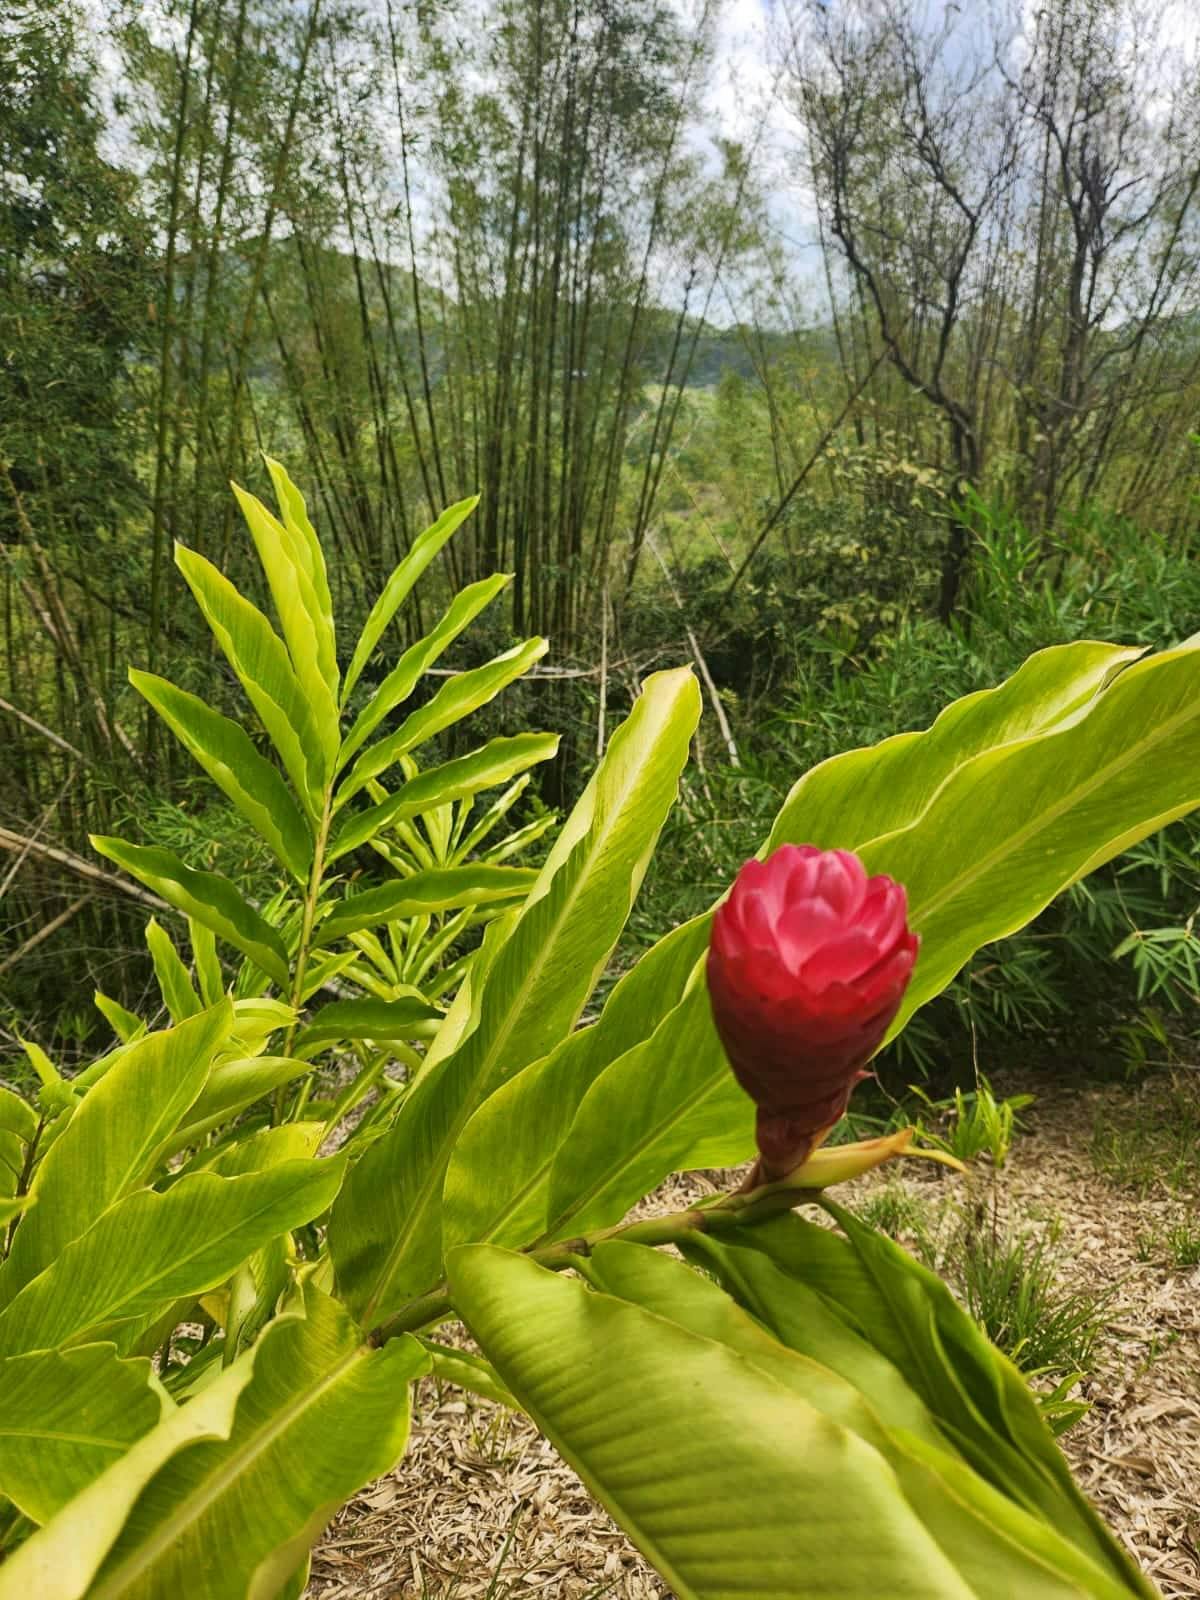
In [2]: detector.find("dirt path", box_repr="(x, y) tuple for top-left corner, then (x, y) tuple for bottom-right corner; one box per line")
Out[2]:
(309, 1074), (1200, 1599)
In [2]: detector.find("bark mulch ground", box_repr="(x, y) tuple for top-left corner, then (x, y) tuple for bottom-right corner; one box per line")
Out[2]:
(308, 1070), (1200, 1599)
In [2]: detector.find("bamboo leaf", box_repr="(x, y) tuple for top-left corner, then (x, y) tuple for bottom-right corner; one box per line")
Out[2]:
(337, 638), (549, 806)
(129, 670), (313, 881)
(90, 839), (290, 988)
(175, 544), (332, 813)
(328, 734), (559, 863)
(329, 668), (702, 1325)
(0, 1005), (233, 1310)
(339, 572), (510, 765)
(342, 495), (480, 703)
(0, 1159), (344, 1358)
(315, 866), (538, 946)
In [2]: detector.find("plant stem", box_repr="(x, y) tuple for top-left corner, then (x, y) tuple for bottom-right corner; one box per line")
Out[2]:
(368, 1185), (802, 1346)
(276, 794), (334, 1122)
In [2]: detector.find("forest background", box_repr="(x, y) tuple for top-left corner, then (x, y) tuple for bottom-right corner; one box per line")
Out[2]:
(4, 0), (1200, 1092)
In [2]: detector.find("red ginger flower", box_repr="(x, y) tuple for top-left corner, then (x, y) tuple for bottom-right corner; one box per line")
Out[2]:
(707, 844), (919, 1182)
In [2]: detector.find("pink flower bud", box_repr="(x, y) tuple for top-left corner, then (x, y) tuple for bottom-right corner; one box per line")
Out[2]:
(707, 844), (919, 1181)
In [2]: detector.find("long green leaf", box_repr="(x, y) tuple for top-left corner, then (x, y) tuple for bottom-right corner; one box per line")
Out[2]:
(336, 637), (548, 806)
(293, 997), (442, 1056)
(0, 1159), (343, 1358)
(164, 1057), (314, 1155)
(443, 916), (707, 1253)
(262, 456), (339, 698)
(339, 572), (510, 765)
(868, 641), (1200, 1031)
(130, 670), (313, 881)
(238, 469), (339, 708)
(449, 1245), (978, 1600)
(175, 544), (332, 813)
(328, 734), (559, 863)
(144, 917), (201, 1023)
(584, 1242), (1135, 1600)
(232, 482), (339, 756)
(0, 1005), (232, 1309)
(542, 638), (1200, 1239)
(0, 1290), (427, 1600)
(315, 865), (537, 946)
(329, 668), (702, 1325)
(712, 1211), (1155, 1598)
(90, 839), (290, 988)
(342, 495), (480, 702)
(0, 1344), (162, 1524)
(766, 639), (1139, 852)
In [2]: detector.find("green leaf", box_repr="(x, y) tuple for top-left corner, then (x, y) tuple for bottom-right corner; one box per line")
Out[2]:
(293, 998), (442, 1056)
(0, 1086), (37, 1204)
(337, 637), (549, 806)
(342, 495), (480, 703)
(233, 467), (339, 736)
(129, 670), (313, 882)
(328, 734), (560, 863)
(164, 1057), (315, 1155)
(329, 667), (702, 1325)
(90, 839), (290, 988)
(315, 865), (538, 946)
(584, 1242), (1136, 1600)
(0, 1005), (233, 1310)
(449, 1245), (981, 1600)
(194, 1122), (325, 1178)
(717, 1209), (1155, 1598)
(0, 1196), (33, 1225)
(0, 1344), (162, 1524)
(93, 992), (146, 1045)
(189, 919), (225, 1007)
(339, 572), (510, 765)
(232, 481), (339, 761)
(541, 638), (1200, 1240)
(766, 640), (1140, 854)
(866, 641), (1200, 1033)
(444, 915), (708, 1254)
(0, 1158), (344, 1358)
(262, 456), (339, 699)
(175, 544), (332, 813)
(417, 1338), (518, 1409)
(0, 1289), (427, 1600)
(144, 917), (202, 1023)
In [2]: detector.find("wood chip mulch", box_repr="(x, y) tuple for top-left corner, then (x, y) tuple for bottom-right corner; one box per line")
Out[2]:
(308, 1072), (1200, 1599)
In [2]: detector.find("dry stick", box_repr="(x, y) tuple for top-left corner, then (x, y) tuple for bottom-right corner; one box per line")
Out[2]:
(724, 345), (892, 601)
(0, 894), (93, 977)
(0, 697), (89, 765)
(647, 533), (740, 769)
(0, 829), (168, 912)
